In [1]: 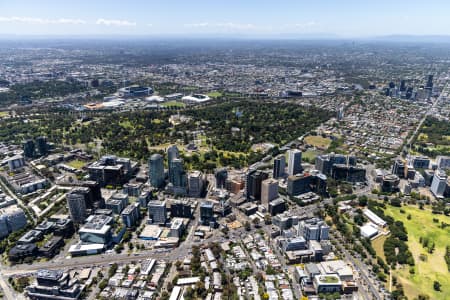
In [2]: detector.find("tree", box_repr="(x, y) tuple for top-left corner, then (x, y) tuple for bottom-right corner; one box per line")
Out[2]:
(252, 217), (261, 228)
(184, 287), (194, 300)
(122, 230), (131, 243)
(175, 260), (183, 271)
(108, 263), (118, 278)
(358, 195), (368, 207)
(390, 198), (402, 207)
(195, 281), (207, 298)
(14, 277), (30, 293)
(98, 279), (108, 290)
(244, 221), (251, 231)
(221, 226), (229, 235)
(160, 291), (170, 300)
(264, 214), (272, 225)
(167, 282), (173, 292)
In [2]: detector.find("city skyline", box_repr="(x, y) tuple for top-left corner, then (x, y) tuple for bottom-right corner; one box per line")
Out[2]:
(1, 0), (450, 38)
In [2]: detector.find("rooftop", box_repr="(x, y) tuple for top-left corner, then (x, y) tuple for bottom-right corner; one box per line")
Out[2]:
(316, 275), (340, 284)
(36, 269), (64, 281)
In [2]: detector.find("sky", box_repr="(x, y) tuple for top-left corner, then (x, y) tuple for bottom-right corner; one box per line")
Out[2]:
(0, 0), (449, 38)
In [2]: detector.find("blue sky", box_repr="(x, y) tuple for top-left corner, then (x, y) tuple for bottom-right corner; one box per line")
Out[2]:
(0, 0), (449, 37)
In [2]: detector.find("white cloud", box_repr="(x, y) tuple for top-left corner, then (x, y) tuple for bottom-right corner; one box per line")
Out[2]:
(0, 16), (86, 25)
(215, 22), (256, 30)
(96, 18), (137, 27)
(293, 21), (318, 29)
(184, 22), (210, 28)
(185, 22), (256, 29)
(183, 22), (319, 33)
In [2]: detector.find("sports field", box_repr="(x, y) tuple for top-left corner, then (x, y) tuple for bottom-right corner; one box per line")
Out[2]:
(304, 135), (332, 149)
(207, 91), (223, 98)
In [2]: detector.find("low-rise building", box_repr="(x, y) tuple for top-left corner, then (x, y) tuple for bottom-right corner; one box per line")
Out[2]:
(106, 192), (129, 214)
(313, 274), (342, 294)
(269, 198), (286, 216)
(26, 269), (84, 300)
(79, 214), (113, 245)
(0, 205), (27, 239)
(38, 236), (64, 258)
(360, 223), (379, 239)
(8, 243), (38, 261)
(18, 229), (43, 245)
(363, 209), (387, 227)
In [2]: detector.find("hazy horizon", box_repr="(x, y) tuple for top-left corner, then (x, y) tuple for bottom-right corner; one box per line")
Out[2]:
(1, 0), (450, 38)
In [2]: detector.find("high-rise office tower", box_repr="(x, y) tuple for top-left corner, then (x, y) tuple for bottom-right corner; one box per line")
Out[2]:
(336, 106), (344, 121)
(200, 201), (215, 226)
(287, 149), (302, 176)
(400, 80), (406, 92)
(23, 139), (35, 158)
(169, 158), (186, 188)
(273, 155), (286, 178)
(148, 200), (167, 224)
(167, 145), (179, 163)
(36, 136), (48, 156)
(426, 75), (433, 89)
(67, 190), (87, 224)
(149, 154), (165, 188)
(261, 178), (279, 208)
(167, 145), (180, 183)
(215, 168), (228, 189)
(430, 169), (447, 198)
(188, 170), (204, 197)
(246, 169), (269, 201)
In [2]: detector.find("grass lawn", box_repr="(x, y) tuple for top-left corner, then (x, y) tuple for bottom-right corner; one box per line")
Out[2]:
(161, 101), (186, 108)
(302, 149), (320, 162)
(0, 111), (8, 118)
(67, 159), (86, 169)
(436, 144), (450, 151)
(417, 133), (428, 141)
(148, 142), (172, 151)
(372, 234), (388, 262)
(384, 205), (450, 299)
(320, 275), (339, 283)
(304, 135), (332, 149)
(207, 91), (223, 98)
(119, 120), (134, 129)
(218, 150), (247, 158)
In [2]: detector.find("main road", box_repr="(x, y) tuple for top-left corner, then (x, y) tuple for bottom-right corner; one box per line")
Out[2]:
(3, 246), (188, 277)
(331, 232), (382, 300)
(405, 82), (447, 149)
(0, 175), (36, 223)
